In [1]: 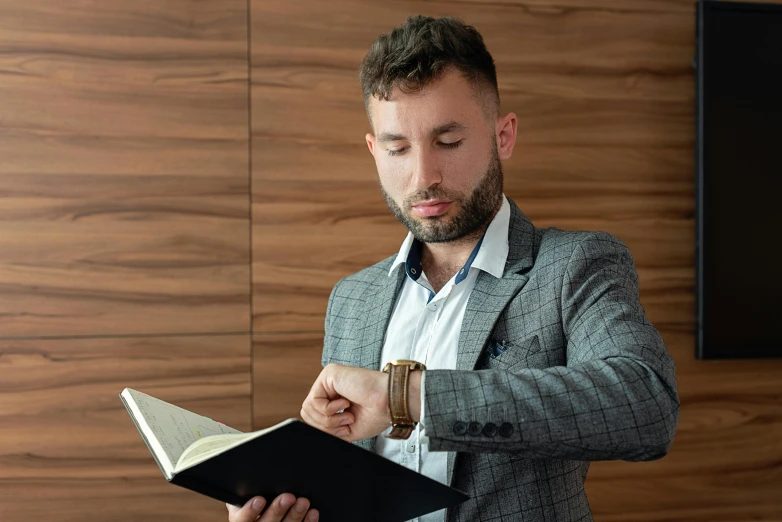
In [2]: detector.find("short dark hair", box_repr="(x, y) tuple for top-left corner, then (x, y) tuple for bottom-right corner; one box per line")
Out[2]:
(358, 15), (499, 124)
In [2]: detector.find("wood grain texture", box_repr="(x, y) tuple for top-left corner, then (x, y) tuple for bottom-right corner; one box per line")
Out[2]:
(0, 334), (252, 521)
(0, 478), (237, 522)
(250, 0), (782, 520)
(0, 0), (251, 338)
(417, 0), (781, 15)
(252, 332), (324, 428)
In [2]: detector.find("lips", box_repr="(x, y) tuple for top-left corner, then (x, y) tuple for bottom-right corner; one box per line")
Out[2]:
(411, 200), (452, 217)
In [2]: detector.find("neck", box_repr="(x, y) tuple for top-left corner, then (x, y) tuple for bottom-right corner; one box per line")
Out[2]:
(420, 197), (502, 271)
(420, 228), (484, 271)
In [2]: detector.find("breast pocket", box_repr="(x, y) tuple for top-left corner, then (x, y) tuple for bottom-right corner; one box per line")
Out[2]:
(485, 334), (542, 371)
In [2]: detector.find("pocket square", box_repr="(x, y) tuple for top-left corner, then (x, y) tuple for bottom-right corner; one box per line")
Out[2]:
(486, 335), (542, 364)
(488, 339), (509, 359)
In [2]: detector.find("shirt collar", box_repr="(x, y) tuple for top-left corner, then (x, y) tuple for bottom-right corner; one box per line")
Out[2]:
(389, 194), (511, 282)
(470, 194), (510, 279)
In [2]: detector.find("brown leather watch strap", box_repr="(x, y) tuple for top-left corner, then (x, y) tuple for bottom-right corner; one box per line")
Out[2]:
(388, 423), (415, 439)
(387, 363), (413, 437)
(383, 360), (425, 440)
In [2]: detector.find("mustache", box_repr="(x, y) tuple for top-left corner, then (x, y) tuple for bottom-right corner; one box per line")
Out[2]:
(404, 189), (460, 208)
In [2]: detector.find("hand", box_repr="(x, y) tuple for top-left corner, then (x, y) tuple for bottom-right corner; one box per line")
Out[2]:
(300, 363), (400, 442)
(226, 494), (319, 522)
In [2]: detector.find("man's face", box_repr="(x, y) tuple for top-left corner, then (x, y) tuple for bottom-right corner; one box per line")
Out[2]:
(365, 69), (507, 244)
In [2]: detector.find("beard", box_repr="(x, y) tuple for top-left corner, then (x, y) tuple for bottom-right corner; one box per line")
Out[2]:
(380, 142), (504, 244)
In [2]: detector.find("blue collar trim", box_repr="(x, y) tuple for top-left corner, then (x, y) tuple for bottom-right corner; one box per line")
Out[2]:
(404, 231), (487, 286)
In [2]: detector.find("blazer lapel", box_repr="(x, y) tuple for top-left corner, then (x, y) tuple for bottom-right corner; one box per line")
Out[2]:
(447, 198), (538, 487)
(455, 199), (537, 371)
(357, 264), (406, 371)
(454, 271), (530, 371)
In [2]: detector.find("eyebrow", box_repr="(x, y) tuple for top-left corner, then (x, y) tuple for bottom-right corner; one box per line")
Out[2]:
(377, 121), (467, 143)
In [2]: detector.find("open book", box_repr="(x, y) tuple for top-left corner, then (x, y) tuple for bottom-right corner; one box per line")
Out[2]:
(120, 388), (469, 522)
(121, 388), (272, 478)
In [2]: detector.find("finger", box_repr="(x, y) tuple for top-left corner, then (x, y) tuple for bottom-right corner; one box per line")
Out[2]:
(258, 493), (296, 522)
(304, 509), (319, 522)
(301, 393), (354, 427)
(300, 406), (350, 436)
(301, 404), (354, 429)
(307, 392), (351, 417)
(281, 497), (310, 522)
(226, 497), (266, 522)
(324, 397), (352, 416)
(300, 406), (350, 437)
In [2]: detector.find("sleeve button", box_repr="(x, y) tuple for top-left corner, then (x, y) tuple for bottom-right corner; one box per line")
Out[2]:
(482, 422), (498, 437)
(467, 421), (483, 436)
(499, 422), (514, 438)
(453, 421), (468, 435)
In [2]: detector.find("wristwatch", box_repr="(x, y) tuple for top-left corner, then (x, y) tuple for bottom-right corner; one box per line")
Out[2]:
(381, 359), (426, 440)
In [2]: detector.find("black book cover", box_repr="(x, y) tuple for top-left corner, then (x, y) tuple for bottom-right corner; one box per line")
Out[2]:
(122, 394), (469, 522)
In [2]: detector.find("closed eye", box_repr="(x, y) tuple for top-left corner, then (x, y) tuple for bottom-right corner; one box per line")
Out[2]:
(387, 140), (464, 157)
(440, 140), (463, 149)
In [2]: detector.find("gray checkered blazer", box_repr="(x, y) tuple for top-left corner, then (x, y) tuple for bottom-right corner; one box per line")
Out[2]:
(322, 198), (679, 522)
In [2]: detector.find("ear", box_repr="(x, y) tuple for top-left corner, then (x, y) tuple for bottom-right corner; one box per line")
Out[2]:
(366, 133), (377, 158)
(495, 112), (518, 161)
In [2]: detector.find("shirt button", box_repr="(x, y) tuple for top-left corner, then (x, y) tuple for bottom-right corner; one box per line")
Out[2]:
(406, 442), (416, 453)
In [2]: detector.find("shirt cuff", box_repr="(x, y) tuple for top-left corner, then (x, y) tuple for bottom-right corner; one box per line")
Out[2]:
(418, 370), (428, 445)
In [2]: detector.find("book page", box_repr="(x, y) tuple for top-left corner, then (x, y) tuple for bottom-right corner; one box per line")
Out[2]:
(174, 418), (298, 472)
(124, 388), (243, 472)
(175, 432), (251, 471)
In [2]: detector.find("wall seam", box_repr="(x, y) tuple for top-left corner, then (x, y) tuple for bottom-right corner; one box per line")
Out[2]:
(246, 0), (255, 431)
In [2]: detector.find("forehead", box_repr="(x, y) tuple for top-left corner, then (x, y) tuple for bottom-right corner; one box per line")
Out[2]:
(368, 70), (486, 136)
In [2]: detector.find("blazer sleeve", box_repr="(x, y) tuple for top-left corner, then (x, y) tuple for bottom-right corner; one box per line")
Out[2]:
(322, 280), (341, 368)
(421, 232), (680, 462)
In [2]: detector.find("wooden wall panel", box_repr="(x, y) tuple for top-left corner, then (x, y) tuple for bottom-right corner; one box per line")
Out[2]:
(252, 332), (324, 428)
(0, 0), (251, 338)
(250, 0), (782, 520)
(0, 479), (238, 522)
(442, 0), (779, 14)
(0, 334), (252, 521)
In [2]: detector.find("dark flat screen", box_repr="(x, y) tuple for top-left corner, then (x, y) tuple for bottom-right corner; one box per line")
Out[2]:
(696, 1), (782, 358)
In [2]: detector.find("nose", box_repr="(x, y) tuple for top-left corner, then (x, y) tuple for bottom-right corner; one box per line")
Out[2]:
(410, 148), (442, 191)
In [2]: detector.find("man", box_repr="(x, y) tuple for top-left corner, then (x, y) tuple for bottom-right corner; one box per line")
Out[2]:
(228, 15), (679, 522)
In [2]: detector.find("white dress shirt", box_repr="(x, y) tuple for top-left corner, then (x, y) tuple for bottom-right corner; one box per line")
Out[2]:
(375, 195), (511, 522)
